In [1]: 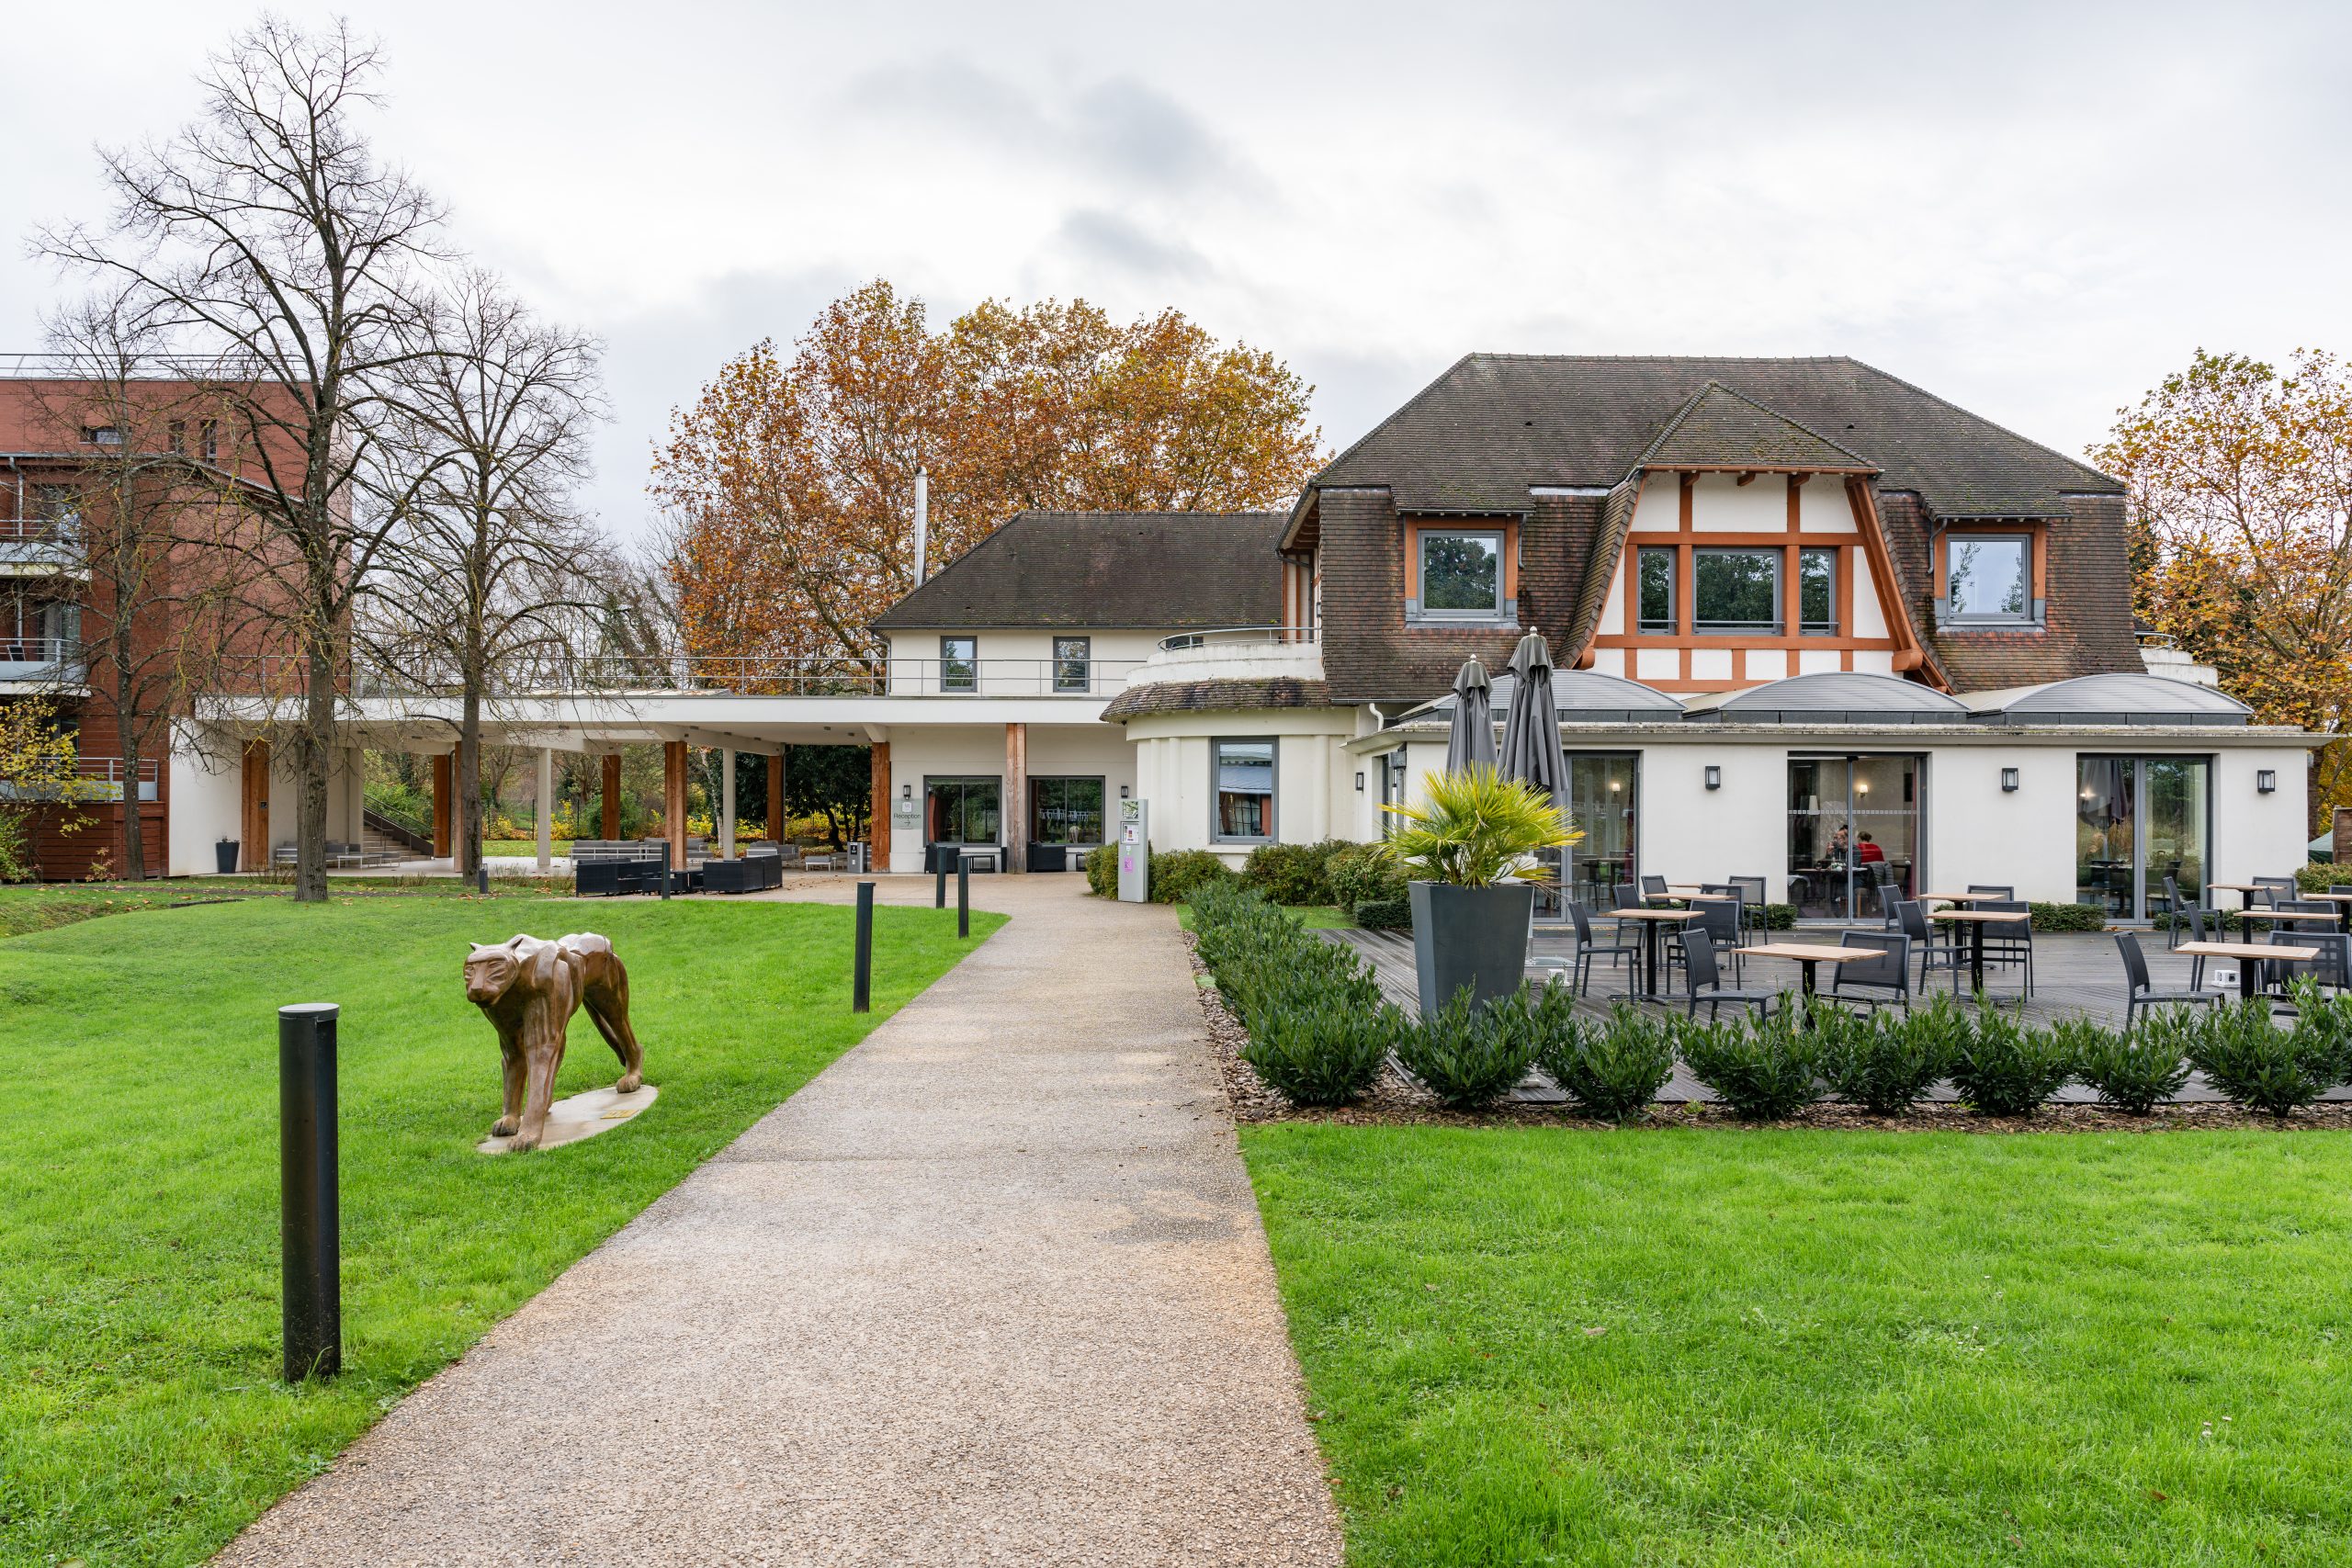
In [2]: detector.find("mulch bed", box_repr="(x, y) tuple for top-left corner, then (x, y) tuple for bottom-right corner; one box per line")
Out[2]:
(1185, 936), (2352, 1135)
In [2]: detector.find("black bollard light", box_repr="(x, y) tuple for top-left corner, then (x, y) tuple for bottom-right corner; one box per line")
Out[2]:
(934, 863), (945, 909)
(476, 862), (489, 896)
(957, 859), (970, 939)
(659, 837), (672, 900)
(279, 1002), (341, 1382)
(853, 879), (875, 1012)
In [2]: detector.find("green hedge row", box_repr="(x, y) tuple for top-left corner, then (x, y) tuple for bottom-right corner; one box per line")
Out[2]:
(1192, 882), (2352, 1119)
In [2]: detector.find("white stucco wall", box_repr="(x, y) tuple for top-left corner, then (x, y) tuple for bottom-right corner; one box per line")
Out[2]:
(878, 721), (1136, 874)
(1124, 706), (1360, 863)
(167, 722), (243, 876)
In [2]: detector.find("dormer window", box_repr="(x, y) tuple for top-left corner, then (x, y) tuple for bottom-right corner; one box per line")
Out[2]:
(1415, 528), (1505, 619)
(1946, 533), (2034, 623)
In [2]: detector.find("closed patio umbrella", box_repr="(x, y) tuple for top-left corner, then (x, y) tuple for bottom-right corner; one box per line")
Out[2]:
(1444, 657), (1498, 773)
(1497, 633), (1567, 811)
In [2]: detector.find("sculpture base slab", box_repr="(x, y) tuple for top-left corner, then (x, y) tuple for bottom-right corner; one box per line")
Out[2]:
(477, 1083), (658, 1156)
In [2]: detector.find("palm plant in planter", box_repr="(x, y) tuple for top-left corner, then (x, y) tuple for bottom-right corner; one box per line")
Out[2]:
(1381, 764), (1577, 1017)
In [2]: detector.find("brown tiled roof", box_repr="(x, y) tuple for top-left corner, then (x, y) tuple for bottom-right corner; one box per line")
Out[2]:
(1637, 383), (1877, 473)
(873, 512), (1284, 630)
(1304, 355), (2120, 521)
(1101, 677), (1332, 722)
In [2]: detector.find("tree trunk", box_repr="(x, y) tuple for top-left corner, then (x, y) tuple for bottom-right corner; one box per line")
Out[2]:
(458, 687), (482, 876)
(297, 640), (334, 901)
(119, 728), (146, 883)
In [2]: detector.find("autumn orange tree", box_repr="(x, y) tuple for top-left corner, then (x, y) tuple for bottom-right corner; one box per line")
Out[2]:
(650, 281), (1323, 676)
(2095, 348), (2352, 828)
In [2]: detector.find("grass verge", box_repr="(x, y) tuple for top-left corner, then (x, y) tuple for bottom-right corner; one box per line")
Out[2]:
(1, 894), (999, 1566)
(1244, 1122), (2352, 1566)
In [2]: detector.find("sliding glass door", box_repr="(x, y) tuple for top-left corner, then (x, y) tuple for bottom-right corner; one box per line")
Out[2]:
(1563, 753), (1638, 908)
(1787, 755), (1921, 919)
(2076, 756), (2208, 919)
(924, 776), (1001, 849)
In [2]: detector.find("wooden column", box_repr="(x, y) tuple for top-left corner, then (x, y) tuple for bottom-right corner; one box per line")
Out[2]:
(431, 753), (452, 859)
(662, 740), (688, 869)
(767, 749), (786, 844)
(239, 739), (269, 872)
(601, 753), (621, 840)
(869, 742), (890, 869)
(1005, 722), (1028, 874)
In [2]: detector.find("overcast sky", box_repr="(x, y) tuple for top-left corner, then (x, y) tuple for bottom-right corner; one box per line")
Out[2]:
(7, 1), (2349, 543)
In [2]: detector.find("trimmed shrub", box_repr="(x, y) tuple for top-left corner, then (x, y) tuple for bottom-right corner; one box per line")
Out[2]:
(1819, 997), (1956, 1115)
(2073, 1013), (2190, 1115)
(1396, 985), (1540, 1109)
(1151, 848), (1238, 906)
(2188, 993), (2342, 1119)
(1083, 843), (1117, 897)
(1240, 997), (1403, 1107)
(1950, 1007), (2073, 1116)
(2296, 864), (2345, 896)
(2029, 901), (2107, 932)
(1243, 840), (1348, 907)
(1761, 902), (1798, 931)
(1540, 998), (1674, 1122)
(1353, 897), (1412, 931)
(1193, 879), (1402, 1108)
(1677, 1002), (1821, 1121)
(1328, 841), (1408, 911)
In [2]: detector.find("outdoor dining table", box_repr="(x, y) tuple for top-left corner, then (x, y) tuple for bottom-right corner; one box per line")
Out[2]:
(1613, 907), (1704, 999)
(1733, 941), (1855, 997)
(1915, 890), (2007, 906)
(2177, 940), (2319, 1001)
(2208, 882), (2286, 915)
(1928, 908), (2020, 995)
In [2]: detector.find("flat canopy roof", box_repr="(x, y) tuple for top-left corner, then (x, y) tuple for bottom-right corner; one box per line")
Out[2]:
(1682, 671), (1971, 725)
(1398, 669), (1687, 725)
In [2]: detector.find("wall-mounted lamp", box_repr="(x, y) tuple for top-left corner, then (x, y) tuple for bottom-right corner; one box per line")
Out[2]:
(900, 783), (912, 800)
(2257, 769), (2278, 795)
(1703, 765), (1722, 791)
(1119, 783), (1131, 799)
(1354, 771), (1365, 792)
(1855, 778), (1871, 797)
(2000, 767), (2019, 793)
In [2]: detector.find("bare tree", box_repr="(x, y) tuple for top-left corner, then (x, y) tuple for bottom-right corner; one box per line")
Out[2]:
(30, 296), (249, 880)
(38, 17), (447, 899)
(362, 270), (606, 874)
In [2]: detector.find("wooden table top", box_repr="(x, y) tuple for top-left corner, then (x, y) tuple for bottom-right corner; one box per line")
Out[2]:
(2209, 882), (2291, 893)
(1928, 908), (2024, 922)
(2301, 892), (2352, 903)
(1615, 907), (1703, 921)
(2177, 941), (2319, 961)
(1916, 891), (2007, 904)
(1736, 942), (1859, 963)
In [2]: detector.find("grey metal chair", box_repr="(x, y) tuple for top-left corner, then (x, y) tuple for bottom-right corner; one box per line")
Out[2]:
(1566, 901), (1642, 998)
(1675, 897), (1747, 985)
(1678, 934), (1780, 1020)
(2161, 873), (2202, 952)
(1829, 930), (1912, 1012)
(1640, 874), (1668, 899)
(2267, 929), (2352, 995)
(1867, 862), (1900, 926)
(2116, 931), (2222, 1032)
(1967, 883), (2017, 900)
(2272, 899), (2340, 937)
(1730, 875), (1769, 940)
(1894, 898), (1966, 991)
(1980, 899), (2036, 998)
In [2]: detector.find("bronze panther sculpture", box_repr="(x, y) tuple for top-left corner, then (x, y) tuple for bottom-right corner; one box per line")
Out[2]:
(463, 931), (644, 1151)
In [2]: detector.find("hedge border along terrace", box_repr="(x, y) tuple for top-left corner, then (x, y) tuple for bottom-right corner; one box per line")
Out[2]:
(1186, 882), (2352, 1126)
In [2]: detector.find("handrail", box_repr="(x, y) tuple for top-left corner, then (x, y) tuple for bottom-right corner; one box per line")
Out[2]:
(237, 653), (1149, 700)
(1154, 626), (1316, 652)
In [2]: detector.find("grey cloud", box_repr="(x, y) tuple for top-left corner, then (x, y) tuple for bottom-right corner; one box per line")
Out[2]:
(1053, 209), (1209, 282)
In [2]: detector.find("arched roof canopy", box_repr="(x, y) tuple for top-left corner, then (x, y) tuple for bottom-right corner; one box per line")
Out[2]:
(1960, 674), (2254, 727)
(1681, 671), (1970, 725)
(1399, 669), (1685, 726)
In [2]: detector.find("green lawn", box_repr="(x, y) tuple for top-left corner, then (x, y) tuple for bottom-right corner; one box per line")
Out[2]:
(1, 894), (1000, 1567)
(1245, 1124), (2352, 1566)
(0, 878), (574, 940)
(482, 839), (574, 856)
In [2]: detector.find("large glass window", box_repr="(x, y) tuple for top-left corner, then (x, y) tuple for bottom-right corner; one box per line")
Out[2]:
(1419, 530), (1504, 617)
(939, 635), (978, 693)
(1799, 548), (1837, 634)
(1565, 754), (1638, 907)
(925, 776), (1000, 844)
(1694, 548), (1780, 634)
(1787, 755), (1920, 919)
(1030, 776), (1105, 845)
(1212, 738), (1276, 842)
(1637, 548), (1676, 632)
(1051, 636), (1091, 694)
(2076, 755), (2208, 919)
(1947, 535), (2030, 621)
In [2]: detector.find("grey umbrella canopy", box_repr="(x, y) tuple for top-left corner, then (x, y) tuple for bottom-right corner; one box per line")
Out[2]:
(1498, 633), (1569, 810)
(1444, 657), (1498, 773)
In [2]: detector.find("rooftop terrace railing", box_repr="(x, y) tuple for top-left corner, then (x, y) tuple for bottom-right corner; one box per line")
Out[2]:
(232, 652), (1149, 701)
(1155, 625), (1317, 652)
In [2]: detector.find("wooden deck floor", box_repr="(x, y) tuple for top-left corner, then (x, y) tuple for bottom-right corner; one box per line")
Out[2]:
(1320, 924), (2346, 1105)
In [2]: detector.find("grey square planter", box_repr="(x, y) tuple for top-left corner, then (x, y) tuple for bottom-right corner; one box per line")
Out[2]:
(1408, 880), (1534, 1018)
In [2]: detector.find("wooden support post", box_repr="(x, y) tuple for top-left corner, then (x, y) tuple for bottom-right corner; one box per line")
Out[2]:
(767, 749), (786, 845)
(431, 753), (452, 860)
(240, 739), (269, 872)
(1005, 722), (1028, 874)
(869, 741), (891, 870)
(601, 753), (621, 840)
(662, 741), (688, 871)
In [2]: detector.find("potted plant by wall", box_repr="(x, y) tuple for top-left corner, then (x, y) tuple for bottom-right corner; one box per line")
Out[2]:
(1383, 764), (1576, 1017)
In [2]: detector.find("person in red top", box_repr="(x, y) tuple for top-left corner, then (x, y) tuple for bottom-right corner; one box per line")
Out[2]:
(1855, 831), (1886, 865)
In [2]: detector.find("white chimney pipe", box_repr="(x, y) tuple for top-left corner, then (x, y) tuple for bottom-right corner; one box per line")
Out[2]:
(912, 467), (930, 585)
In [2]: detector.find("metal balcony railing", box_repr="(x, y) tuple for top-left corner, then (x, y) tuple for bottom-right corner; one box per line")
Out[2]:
(0, 637), (84, 681)
(231, 653), (1149, 701)
(0, 754), (154, 802)
(0, 516), (80, 544)
(1155, 625), (1317, 652)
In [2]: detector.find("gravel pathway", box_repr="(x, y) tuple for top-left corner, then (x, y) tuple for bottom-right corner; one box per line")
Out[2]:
(216, 876), (1340, 1566)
